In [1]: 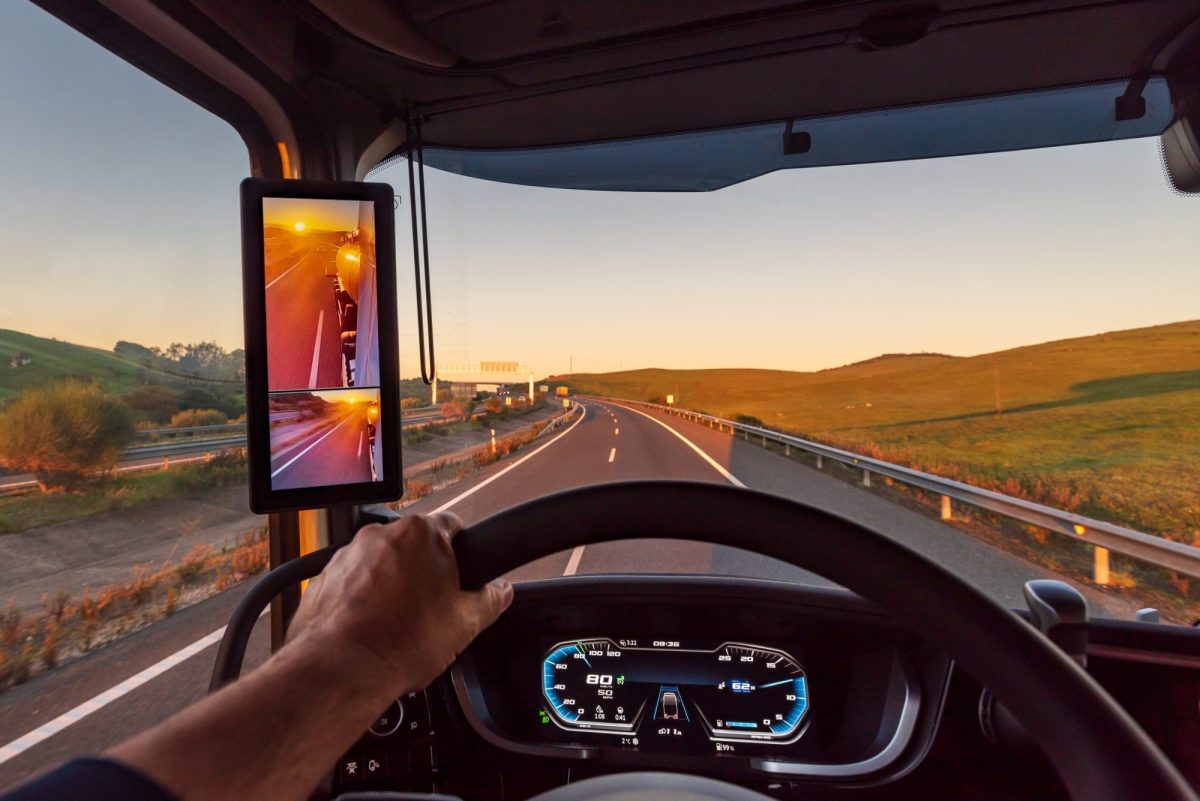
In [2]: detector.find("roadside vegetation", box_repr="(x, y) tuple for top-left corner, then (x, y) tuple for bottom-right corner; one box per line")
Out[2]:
(0, 452), (248, 535)
(0, 526), (267, 693)
(564, 320), (1200, 544)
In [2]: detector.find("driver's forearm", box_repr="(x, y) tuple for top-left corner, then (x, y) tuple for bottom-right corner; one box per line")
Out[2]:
(108, 639), (398, 801)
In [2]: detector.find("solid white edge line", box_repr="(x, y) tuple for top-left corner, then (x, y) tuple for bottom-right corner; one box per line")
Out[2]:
(562, 546), (586, 576)
(0, 608), (269, 766)
(270, 414), (353, 479)
(431, 403), (586, 514)
(263, 253), (305, 290)
(610, 402), (746, 488)
(308, 309), (325, 388)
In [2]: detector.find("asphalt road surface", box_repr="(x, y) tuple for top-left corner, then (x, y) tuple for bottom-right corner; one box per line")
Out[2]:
(0, 398), (1139, 791)
(264, 231), (347, 391)
(269, 407), (375, 490)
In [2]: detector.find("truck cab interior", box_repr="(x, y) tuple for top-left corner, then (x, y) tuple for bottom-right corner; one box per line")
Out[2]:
(22, 1), (1200, 800)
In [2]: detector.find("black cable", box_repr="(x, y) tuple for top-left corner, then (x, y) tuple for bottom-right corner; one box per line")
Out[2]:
(415, 117), (436, 385)
(404, 118), (431, 385)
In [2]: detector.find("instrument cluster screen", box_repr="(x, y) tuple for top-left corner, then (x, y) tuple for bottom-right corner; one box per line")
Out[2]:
(540, 637), (809, 755)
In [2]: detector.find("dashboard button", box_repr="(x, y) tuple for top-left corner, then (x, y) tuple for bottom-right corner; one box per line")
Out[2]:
(368, 699), (404, 737)
(338, 755), (367, 784)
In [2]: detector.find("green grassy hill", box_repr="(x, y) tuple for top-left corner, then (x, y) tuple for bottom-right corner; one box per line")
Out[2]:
(0, 330), (152, 401)
(0, 330), (240, 402)
(563, 320), (1200, 540)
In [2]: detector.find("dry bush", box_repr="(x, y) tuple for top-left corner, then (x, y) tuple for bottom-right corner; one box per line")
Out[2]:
(176, 544), (213, 584)
(1, 602), (21, 647)
(0, 381), (136, 492)
(406, 478), (433, 498)
(40, 621), (61, 669)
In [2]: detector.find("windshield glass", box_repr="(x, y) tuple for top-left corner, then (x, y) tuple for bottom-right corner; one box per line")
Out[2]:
(370, 135), (1198, 620)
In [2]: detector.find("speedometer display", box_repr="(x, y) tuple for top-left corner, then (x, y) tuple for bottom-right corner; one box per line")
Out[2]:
(541, 638), (809, 748)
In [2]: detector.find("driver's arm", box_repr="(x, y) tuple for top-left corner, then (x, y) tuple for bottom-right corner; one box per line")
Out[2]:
(2, 512), (512, 801)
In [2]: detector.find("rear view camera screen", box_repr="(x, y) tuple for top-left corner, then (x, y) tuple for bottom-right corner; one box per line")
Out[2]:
(261, 197), (382, 490)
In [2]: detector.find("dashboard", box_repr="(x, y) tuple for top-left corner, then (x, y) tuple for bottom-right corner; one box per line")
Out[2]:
(540, 637), (810, 749)
(326, 575), (1200, 800)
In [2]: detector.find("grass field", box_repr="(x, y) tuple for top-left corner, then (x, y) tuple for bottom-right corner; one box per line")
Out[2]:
(564, 320), (1200, 542)
(0, 330), (151, 401)
(0, 454), (246, 535)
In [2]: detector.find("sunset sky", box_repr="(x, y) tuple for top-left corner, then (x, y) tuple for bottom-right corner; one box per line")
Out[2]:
(2, 1), (1197, 379)
(263, 198), (363, 233)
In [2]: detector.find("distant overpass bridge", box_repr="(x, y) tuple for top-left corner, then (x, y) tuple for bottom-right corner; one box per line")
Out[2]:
(432, 361), (535, 404)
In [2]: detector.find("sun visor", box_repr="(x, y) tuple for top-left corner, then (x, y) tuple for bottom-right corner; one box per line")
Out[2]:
(379, 79), (1174, 192)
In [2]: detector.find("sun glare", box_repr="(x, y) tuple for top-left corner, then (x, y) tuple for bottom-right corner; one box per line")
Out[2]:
(294, 221), (306, 232)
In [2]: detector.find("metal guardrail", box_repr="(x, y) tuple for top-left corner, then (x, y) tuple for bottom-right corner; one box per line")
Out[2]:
(137, 423), (246, 437)
(595, 397), (1200, 580)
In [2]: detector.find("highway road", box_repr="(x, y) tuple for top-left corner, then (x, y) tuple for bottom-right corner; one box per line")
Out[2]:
(269, 405), (376, 489)
(264, 231), (348, 391)
(0, 398), (1137, 791)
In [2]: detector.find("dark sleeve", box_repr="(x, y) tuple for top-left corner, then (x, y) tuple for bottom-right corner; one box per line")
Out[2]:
(0, 759), (178, 801)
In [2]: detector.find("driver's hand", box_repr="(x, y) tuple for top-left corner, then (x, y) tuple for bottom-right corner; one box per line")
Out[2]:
(284, 512), (513, 696)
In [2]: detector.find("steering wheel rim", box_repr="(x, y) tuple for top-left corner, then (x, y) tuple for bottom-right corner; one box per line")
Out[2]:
(449, 481), (1195, 801)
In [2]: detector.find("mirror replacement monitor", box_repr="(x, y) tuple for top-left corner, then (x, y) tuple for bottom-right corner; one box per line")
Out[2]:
(241, 179), (401, 513)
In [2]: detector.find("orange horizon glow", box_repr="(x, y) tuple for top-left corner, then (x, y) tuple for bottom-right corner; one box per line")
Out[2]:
(263, 197), (365, 232)
(311, 388), (380, 406)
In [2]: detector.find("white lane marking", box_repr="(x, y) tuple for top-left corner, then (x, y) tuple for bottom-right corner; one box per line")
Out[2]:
(308, 309), (325, 387)
(264, 254), (306, 290)
(562, 546), (586, 576)
(0, 608), (270, 765)
(431, 404), (586, 514)
(608, 447), (616, 463)
(615, 428), (619, 435)
(270, 414), (353, 478)
(357, 429), (364, 458)
(611, 402), (746, 488)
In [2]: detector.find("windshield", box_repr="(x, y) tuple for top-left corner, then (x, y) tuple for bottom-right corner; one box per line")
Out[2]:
(368, 136), (1199, 620)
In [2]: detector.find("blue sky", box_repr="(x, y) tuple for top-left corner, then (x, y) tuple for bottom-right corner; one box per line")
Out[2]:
(2, 1), (1196, 378)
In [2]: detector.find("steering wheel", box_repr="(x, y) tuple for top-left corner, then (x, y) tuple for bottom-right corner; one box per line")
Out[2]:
(211, 481), (1196, 801)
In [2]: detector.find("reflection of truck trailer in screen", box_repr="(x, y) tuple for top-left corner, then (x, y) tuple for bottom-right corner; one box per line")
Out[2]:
(329, 204), (379, 389)
(332, 229), (363, 387)
(366, 401), (380, 481)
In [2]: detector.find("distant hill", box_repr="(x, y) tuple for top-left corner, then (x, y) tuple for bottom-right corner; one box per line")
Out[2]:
(560, 320), (1200, 433)
(0, 330), (239, 402)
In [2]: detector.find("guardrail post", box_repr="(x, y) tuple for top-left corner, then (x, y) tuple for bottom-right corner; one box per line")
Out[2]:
(1094, 546), (1110, 585)
(862, 468), (871, 487)
(162, 457), (169, 472)
(784, 443), (790, 457)
(816, 454), (822, 470)
(761, 435), (767, 446)
(941, 495), (952, 521)
(744, 430), (749, 441)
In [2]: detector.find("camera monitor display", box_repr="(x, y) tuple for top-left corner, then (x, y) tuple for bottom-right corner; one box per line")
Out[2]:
(241, 179), (401, 513)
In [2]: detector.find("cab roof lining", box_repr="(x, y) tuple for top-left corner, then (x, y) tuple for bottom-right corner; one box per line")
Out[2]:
(31, 0), (1200, 172)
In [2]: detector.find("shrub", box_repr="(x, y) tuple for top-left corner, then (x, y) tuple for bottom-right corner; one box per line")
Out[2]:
(170, 408), (226, 428)
(0, 381), (135, 491)
(406, 478), (433, 498)
(401, 397), (424, 410)
(124, 385), (180, 423)
(484, 397), (504, 415)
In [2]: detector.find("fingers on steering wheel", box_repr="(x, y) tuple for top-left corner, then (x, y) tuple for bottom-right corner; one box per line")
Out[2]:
(458, 578), (514, 634)
(429, 511), (465, 542)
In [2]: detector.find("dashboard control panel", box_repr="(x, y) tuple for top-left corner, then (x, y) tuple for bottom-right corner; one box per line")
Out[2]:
(542, 638), (809, 751)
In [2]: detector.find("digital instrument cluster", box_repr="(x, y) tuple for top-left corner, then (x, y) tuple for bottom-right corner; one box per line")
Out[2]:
(540, 638), (809, 754)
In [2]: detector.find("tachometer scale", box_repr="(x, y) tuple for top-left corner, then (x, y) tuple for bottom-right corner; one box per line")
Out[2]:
(540, 638), (810, 745)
